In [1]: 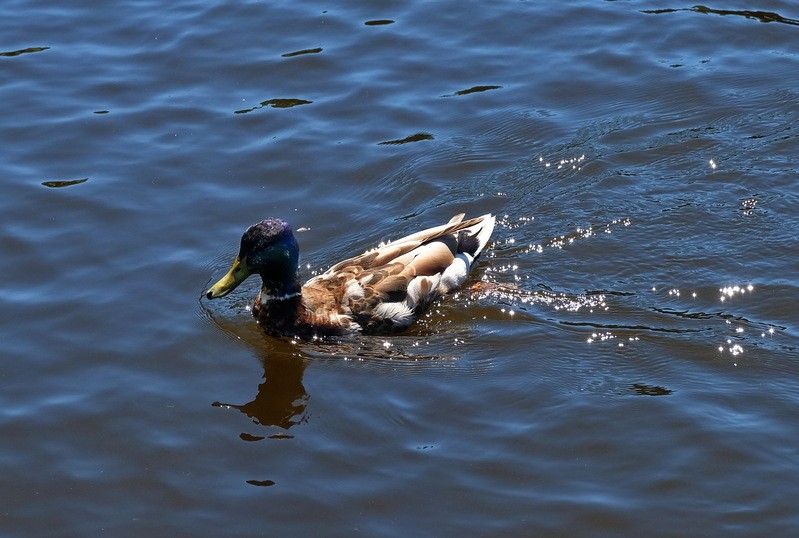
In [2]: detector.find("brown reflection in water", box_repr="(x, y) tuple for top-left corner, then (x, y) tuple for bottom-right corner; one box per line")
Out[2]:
(203, 299), (310, 432)
(213, 355), (308, 430)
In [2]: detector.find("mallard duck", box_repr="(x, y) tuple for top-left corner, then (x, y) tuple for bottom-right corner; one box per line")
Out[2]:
(205, 213), (496, 337)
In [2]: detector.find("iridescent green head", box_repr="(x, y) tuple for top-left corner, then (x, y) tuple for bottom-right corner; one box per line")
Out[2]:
(205, 218), (300, 299)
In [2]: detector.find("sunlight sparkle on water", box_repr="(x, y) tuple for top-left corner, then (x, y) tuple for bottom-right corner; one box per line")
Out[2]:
(474, 279), (606, 315)
(719, 283), (753, 302)
(586, 331), (639, 346)
(653, 286), (697, 298)
(718, 341), (744, 356)
(649, 281), (771, 361)
(538, 154), (586, 172)
(498, 215), (629, 255)
(740, 198), (758, 215)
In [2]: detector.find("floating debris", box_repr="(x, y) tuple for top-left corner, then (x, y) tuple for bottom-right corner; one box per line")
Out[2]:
(41, 177), (89, 188)
(260, 98), (312, 108)
(378, 132), (434, 145)
(364, 19), (395, 26)
(642, 6), (799, 27)
(281, 47), (323, 58)
(246, 479), (276, 487)
(0, 46), (49, 57)
(234, 98), (312, 114)
(631, 383), (673, 396)
(442, 85), (502, 97)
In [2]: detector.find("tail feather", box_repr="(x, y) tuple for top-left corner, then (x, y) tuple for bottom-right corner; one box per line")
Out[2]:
(439, 213), (495, 293)
(462, 214), (495, 258)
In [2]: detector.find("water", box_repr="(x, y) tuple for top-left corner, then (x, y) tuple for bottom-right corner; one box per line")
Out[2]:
(2, 0), (798, 535)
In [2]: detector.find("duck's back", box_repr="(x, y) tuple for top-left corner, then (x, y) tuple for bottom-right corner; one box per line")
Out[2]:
(300, 213), (495, 333)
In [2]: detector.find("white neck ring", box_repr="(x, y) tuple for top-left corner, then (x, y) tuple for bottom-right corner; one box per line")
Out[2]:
(260, 291), (302, 302)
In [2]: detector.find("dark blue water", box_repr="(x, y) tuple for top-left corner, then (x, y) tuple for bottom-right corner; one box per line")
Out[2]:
(2, 1), (798, 535)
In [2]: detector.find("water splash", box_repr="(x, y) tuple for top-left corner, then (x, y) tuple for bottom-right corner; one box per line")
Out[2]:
(469, 281), (607, 314)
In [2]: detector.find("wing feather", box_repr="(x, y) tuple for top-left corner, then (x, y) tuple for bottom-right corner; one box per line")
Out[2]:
(301, 213), (495, 332)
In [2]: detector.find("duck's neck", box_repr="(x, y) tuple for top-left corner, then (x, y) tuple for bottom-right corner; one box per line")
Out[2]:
(259, 274), (301, 300)
(252, 277), (302, 335)
(253, 283), (304, 337)
(259, 286), (302, 302)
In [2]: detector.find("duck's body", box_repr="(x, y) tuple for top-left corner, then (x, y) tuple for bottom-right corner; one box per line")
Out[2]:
(205, 213), (495, 338)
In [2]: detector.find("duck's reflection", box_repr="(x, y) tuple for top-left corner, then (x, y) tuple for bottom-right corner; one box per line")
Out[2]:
(205, 309), (310, 433)
(204, 298), (457, 435)
(213, 354), (308, 430)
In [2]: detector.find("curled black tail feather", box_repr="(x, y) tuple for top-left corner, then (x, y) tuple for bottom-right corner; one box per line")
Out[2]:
(457, 229), (481, 256)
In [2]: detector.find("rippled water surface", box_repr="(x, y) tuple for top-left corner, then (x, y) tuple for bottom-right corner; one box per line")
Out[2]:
(2, 1), (798, 535)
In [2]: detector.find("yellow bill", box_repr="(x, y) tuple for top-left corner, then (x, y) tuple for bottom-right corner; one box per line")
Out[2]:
(205, 256), (251, 299)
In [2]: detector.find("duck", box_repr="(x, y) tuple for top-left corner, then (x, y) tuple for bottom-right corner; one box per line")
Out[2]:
(205, 213), (496, 338)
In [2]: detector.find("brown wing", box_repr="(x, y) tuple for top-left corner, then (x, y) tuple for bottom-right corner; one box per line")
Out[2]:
(301, 214), (491, 331)
(321, 214), (482, 275)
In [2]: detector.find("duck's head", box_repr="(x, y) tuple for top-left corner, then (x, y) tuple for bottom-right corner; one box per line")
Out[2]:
(205, 218), (299, 299)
